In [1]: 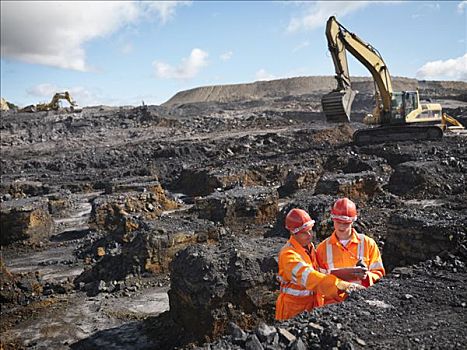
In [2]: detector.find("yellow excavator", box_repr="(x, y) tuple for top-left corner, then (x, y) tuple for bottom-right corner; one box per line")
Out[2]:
(321, 16), (463, 145)
(1, 97), (11, 111)
(21, 91), (79, 112)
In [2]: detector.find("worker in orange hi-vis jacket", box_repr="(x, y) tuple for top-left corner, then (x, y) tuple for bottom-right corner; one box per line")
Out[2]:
(316, 198), (385, 305)
(275, 208), (364, 320)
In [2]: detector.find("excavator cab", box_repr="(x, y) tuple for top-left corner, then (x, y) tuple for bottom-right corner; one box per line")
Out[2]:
(387, 91), (418, 125)
(403, 91), (418, 118)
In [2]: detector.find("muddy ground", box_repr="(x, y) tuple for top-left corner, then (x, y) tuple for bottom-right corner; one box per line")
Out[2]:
(1, 76), (466, 349)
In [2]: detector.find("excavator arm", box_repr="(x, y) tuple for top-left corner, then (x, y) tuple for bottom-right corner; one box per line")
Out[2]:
(322, 16), (393, 123)
(321, 16), (463, 145)
(35, 91), (78, 111)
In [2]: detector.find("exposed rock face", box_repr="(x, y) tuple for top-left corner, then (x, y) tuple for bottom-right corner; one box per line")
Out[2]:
(91, 185), (179, 234)
(383, 206), (467, 270)
(0, 260), (44, 305)
(75, 215), (222, 286)
(314, 171), (380, 199)
(0, 198), (54, 245)
(278, 163), (323, 197)
(195, 186), (279, 228)
(0, 181), (51, 199)
(174, 167), (268, 197)
(388, 160), (465, 197)
(168, 236), (283, 342)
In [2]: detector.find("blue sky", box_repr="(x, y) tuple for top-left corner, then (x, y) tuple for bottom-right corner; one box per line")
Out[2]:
(1, 1), (466, 107)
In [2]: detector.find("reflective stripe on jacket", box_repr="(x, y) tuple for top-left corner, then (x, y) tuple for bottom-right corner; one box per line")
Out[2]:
(275, 235), (346, 320)
(316, 229), (385, 289)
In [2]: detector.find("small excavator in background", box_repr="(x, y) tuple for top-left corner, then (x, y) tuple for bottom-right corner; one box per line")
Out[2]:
(21, 91), (79, 113)
(1, 97), (12, 111)
(321, 16), (464, 145)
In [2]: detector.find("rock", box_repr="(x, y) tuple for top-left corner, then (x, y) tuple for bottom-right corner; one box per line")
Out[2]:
(167, 236), (282, 342)
(278, 328), (296, 345)
(195, 186), (279, 229)
(314, 171), (380, 199)
(0, 198), (54, 245)
(255, 322), (276, 343)
(290, 338), (307, 350)
(245, 334), (264, 350)
(227, 322), (247, 342)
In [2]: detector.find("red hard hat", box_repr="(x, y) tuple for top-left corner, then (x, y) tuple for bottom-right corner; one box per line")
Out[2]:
(285, 208), (315, 234)
(331, 198), (357, 223)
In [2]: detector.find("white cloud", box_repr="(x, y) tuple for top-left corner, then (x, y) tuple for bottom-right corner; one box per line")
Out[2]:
(26, 83), (94, 106)
(255, 69), (276, 81)
(412, 2), (441, 18)
(458, 1), (467, 13)
(26, 83), (59, 98)
(287, 1), (370, 32)
(1, 2), (139, 71)
(292, 41), (310, 53)
(220, 51), (233, 61)
(416, 54), (467, 81)
(421, 3), (440, 11)
(142, 1), (191, 24)
(120, 42), (134, 55)
(0, 1), (189, 71)
(153, 48), (209, 79)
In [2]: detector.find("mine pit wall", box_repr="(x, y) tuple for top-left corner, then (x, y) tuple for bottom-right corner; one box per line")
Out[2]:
(382, 208), (466, 271)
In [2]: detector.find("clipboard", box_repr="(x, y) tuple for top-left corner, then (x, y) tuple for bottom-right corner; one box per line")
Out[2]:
(329, 266), (367, 281)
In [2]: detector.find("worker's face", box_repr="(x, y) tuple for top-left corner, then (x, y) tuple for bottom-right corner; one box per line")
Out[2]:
(294, 227), (313, 247)
(333, 220), (353, 239)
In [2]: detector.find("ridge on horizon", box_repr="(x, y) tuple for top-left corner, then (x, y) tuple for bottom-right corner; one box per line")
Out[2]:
(162, 75), (467, 107)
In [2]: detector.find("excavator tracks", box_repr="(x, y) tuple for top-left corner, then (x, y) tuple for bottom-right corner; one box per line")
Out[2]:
(353, 125), (443, 146)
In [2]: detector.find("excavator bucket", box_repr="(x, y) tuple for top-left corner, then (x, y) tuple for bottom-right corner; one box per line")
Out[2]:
(321, 88), (357, 123)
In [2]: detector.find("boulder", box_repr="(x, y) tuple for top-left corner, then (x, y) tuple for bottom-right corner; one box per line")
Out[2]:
(0, 198), (54, 245)
(75, 215), (221, 284)
(195, 186), (279, 229)
(168, 236), (283, 341)
(174, 167), (267, 197)
(315, 171), (380, 199)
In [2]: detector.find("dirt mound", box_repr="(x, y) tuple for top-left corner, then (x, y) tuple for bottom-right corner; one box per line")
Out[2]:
(163, 76), (467, 107)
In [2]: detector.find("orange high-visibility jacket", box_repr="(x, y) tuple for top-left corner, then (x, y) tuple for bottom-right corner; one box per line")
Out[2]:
(275, 235), (346, 320)
(316, 229), (385, 290)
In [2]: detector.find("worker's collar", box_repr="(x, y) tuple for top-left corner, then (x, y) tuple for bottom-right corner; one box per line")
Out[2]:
(289, 235), (313, 251)
(330, 228), (359, 245)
